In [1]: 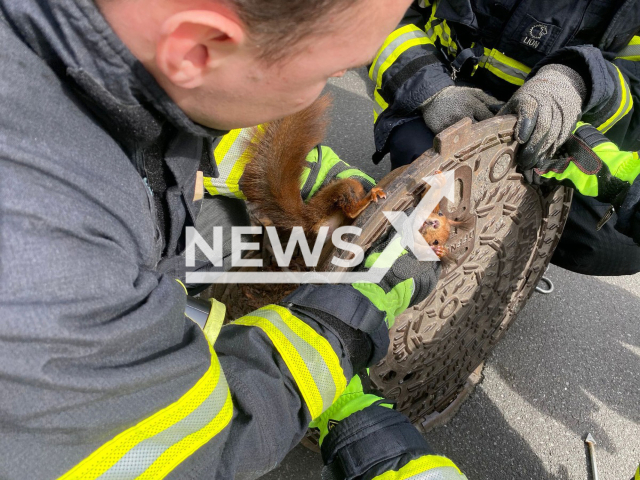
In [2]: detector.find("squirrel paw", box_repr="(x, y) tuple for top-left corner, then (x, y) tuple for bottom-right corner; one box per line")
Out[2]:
(431, 245), (447, 258)
(370, 187), (387, 203)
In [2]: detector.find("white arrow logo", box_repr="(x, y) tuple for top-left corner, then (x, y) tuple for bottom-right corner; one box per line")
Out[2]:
(186, 171), (455, 284)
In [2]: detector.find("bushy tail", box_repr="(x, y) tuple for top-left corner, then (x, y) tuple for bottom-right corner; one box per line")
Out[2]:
(241, 95), (332, 231)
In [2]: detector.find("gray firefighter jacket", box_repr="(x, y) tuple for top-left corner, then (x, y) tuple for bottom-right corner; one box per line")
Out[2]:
(0, 1), (468, 479)
(0, 0), (386, 478)
(369, 0), (640, 243)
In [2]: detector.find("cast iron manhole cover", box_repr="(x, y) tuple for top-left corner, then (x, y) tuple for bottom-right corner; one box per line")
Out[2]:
(206, 116), (572, 439)
(318, 116), (572, 432)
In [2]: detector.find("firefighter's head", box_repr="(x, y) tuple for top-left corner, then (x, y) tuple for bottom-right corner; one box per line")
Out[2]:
(96, 0), (412, 130)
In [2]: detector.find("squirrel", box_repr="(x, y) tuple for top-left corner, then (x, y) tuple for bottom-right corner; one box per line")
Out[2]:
(378, 167), (471, 259)
(419, 203), (470, 259)
(241, 96), (469, 261)
(241, 95), (386, 238)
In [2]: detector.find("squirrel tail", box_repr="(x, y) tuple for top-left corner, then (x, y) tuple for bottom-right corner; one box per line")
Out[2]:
(241, 95), (332, 231)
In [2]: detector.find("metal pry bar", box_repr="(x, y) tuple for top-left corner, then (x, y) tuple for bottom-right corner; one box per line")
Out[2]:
(585, 433), (599, 480)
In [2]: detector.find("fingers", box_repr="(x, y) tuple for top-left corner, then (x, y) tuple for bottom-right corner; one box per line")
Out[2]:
(487, 101), (506, 114)
(528, 102), (557, 161)
(516, 102), (538, 144)
(517, 101), (576, 168)
(499, 93), (538, 145)
(472, 89), (503, 107)
(468, 89), (504, 121)
(472, 103), (496, 122)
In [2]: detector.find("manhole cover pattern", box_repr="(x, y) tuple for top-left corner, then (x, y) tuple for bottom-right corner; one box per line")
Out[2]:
(205, 116), (572, 438)
(320, 116), (572, 431)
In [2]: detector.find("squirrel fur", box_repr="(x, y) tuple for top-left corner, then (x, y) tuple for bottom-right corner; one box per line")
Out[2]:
(241, 95), (385, 236)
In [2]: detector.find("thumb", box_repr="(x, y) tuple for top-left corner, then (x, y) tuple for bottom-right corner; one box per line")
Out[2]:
(514, 102), (538, 144)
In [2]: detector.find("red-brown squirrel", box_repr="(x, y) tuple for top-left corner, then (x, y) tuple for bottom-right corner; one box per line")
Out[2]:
(241, 95), (385, 238)
(420, 204), (465, 259)
(241, 96), (466, 259)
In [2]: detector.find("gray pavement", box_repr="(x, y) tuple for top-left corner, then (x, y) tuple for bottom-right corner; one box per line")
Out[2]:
(260, 70), (640, 480)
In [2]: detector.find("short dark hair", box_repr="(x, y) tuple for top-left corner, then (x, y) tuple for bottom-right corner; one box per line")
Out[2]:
(226, 0), (356, 60)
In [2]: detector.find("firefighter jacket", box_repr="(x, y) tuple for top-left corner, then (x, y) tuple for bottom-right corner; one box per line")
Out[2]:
(0, 1), (465, 479)
(370, 0), (640, 243)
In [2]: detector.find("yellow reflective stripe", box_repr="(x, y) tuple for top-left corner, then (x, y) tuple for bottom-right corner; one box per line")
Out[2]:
(205, 130), (240, 197)
(225, 155), (250, 200)
(59, 343), (232, 480)
(423, 2), (456, 56)
(203, 299), (226, 345)
(634, 464), (639, 480)
(370, 28), (431, 88)
(374, 88), (389, 121)
(234, 305), (346, 419)
(203, 176), (221, 196)
(137, 394), (232, 480)
(442, 21), (457, 55)
(616, 36), (640, 61)
(424, 2), (438, 42)
(374, 38), (432, 89)
(206, 128), (255, 199)
(374, 87), (389, 111)
(175, 279), (188, 294)
(598, 65), (634, 133)
(369, 25), (424, 81)
(263, 306), (346, 404)
(477, 48), (531, 86)
(372, 455), (465, 480)
(216, 129), (241, 165)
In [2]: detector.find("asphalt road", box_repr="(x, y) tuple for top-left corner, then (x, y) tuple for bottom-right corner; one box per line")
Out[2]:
(260, 70), (640, 480)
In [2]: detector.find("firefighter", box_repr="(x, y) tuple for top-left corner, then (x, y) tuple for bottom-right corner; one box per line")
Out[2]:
(370, 0), (640, 275)
(0, 0), (466, 479)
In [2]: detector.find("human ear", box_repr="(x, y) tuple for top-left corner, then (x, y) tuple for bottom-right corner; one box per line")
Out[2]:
(156, 9), (245, 89)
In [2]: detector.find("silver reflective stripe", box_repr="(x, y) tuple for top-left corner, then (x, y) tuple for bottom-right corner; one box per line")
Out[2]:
(617, 44), (640, 59)
(479, 54), (528, 82)
(208, 128), (254, 197)
(252, 309), (337, 411)
(96, 373), (230, 479)
(404, 466), (467, 479)
(372, 29), (428, 83)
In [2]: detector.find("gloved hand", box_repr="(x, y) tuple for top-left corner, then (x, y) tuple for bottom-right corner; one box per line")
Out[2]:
(352, 225), (441, 328)
(309, 374), (393, 445)
(419, 86), (503, 135)
(530, 122), (640, 211)
(301, 145), (376, 201)
(314, 374), (466, 480)
(500, 64), (587, 169)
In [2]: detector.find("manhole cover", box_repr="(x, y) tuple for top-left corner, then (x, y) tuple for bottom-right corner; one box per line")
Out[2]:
(205, 115), (572, 436)
(319, 116), (572, 431)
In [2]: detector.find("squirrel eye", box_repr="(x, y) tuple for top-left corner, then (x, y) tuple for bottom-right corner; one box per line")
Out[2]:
(433, 240), (439, 245)
(438, 211), (444, 216)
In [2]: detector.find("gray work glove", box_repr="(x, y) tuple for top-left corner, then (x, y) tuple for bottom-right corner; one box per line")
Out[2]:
(419, 86), (503, 135)
(499, 64), (587, 170)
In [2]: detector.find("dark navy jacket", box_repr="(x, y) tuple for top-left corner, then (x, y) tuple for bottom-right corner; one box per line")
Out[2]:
(370, 0), (640, 242)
